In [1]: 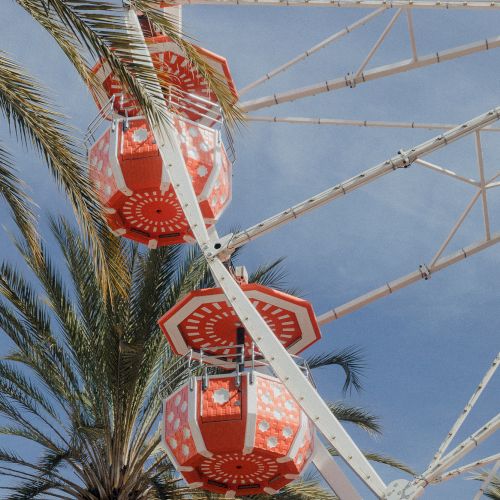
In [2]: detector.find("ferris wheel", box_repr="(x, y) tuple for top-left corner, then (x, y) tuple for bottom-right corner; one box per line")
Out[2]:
(86, 1), (500, 498)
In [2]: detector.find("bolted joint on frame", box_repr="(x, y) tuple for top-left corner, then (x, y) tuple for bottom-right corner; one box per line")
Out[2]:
(383, 479), (423, 500)
(397, 149), (412, 168)
(418, 264), (431, 280)
(204, 233), (235, 260)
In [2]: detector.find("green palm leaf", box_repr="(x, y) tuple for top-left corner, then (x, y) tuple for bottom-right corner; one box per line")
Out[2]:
(0, 210), (405, 497)
(469, 472), (500, 499)
(0, 144), (37, 251)
(306, 346), (365, 394)
(328, 401), (381, 435)
(0, 49), (125, 298)
(328, 447), (415, 475)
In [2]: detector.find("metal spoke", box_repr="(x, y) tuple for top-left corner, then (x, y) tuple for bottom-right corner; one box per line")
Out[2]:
(428, 352), (500, 467)
(406, 9), (418, 61)
(415, 159), (480, 186)
(428, 190), (481, 269)
(415, 413), (500, 492)
(238, 7), (386, 96)
(316, 233), (500, 325)
(313, 439), (362, 500)
(476, 132), (492, 240)
(432, 453), (500, 484)
(473, 460), (500, 500)
(215, 108), (500, 256)
(247, 115), (500, 133)
(179, 0), (500, 10)
(240, 36), (500, 112)
(353, 9), (402, 80)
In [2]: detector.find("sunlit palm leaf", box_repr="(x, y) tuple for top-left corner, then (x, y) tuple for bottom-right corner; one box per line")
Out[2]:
(19, 0), (242, 128)
(328, 401), (381, 435)
(0, 212), (395, 497)
(328, 447), (415, 475)
(0, 144), (37, 251)
(134, 0), (244, 127)
(0, 49), (125, 297)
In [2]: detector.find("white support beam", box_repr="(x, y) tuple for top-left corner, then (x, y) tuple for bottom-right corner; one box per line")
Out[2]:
(411, 414), (500, 496)
(428, 190), (481, 269)
(415, 159), (480, 186)
(406, 9), (418, 61)
(207, 258), (387, 496)
(313, 439), (362, 500)
(485, 173), (500, 189)
(353, 9), (402, 80)
(476, 132), (492, 240)
(126, 8), (387, 497)
(473, 460), (500, 500)
(428, 352), (500, 467)
(317, 233), (500, 325)
(238, 7), (386, 96)
(240, 36), (500, 112)
(219, 107), (500, 255)
(247, 115), (500, 133)
(178, 0), (500, 9)
(386, 414), (500, 499)
(432, 453), (500, 484)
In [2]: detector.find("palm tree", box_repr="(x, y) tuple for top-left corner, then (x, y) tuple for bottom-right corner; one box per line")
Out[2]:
(471, 472), (500, 499)
(0, 214), (410, 499)
(0, 1), (241, 296)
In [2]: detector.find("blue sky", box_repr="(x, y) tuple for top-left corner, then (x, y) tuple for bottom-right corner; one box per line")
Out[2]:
(1, 2), (499, 498)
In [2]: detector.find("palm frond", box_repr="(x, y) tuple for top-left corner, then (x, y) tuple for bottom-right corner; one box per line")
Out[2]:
(0, 210), (399, 497)
(248, 476), (337, 499)
(469, 472), (500, 499)
(0, 143), (38, 251)
(0, 48), (125, 298)
(248, 257), (301, 295)
(306, 346), (365, 394)
(133, 0), (244, 127)
(18, 0), (166, 124)
(328, 447), (415, 475)
(20, 0), (242, 128)
(327, 401), (381, 435)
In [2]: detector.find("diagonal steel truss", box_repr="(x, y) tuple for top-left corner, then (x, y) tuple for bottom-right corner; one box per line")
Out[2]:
(178, 0), (500, 9)
(124, 2), (499, 498)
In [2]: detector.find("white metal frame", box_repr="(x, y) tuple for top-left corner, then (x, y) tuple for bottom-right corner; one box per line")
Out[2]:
(385, 353), (499, 499)
(126, 7), (387, 497)
(178, 0), (500, 9)
(122, 2), (500, 498)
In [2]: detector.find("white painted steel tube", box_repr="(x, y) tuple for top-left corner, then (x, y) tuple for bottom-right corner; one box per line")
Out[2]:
(353, 9), (402, 80)
(476, 132), (492, 240)
(125, 9), (387, 496)
(313, 439), (362, 500)
(406, 9), (418, 61)
(432, 453), (500, 484)
(414, 413), (500, 493)
(239, 7), (386, 96)
(178, 0), (500, 10)
(415, 159), (480, 186)
(247, 115), (500, 132)
(391, 414), (500, 499)
(317, 233), (500, 325)
(428, 352), (500, 467)
(428, 190), (481, 269)
(473, 460), (500, 500)
(240, 37), (500, 112)
(224, 107), (500, 253)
